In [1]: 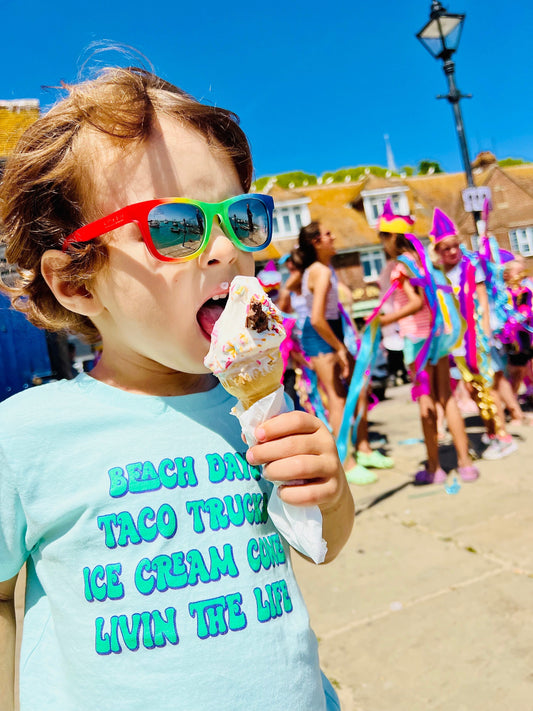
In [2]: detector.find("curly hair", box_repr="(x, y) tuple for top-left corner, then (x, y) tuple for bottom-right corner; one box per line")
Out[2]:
(0, 66), (253, 341)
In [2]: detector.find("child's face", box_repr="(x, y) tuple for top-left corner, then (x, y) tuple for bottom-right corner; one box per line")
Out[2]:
(504, 262), (523, 284)
(436, 236), (461, 267)
(379, 232), (396, 257)
(87, 115), (254, 380)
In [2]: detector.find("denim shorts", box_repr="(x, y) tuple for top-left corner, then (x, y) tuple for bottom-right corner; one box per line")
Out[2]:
(301, 317), (343, 357)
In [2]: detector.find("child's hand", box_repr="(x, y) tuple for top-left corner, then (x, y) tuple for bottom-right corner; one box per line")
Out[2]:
(245, 411), (347, 510)
(336, 345), (351, 380)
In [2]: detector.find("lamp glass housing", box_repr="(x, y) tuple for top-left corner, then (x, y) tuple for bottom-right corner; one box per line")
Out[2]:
(417, 12), (465, 59)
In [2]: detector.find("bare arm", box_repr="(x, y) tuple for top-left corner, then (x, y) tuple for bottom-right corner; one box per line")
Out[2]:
(277, 272), (302, 314)
(0, 574), (18, 711)
(380, 277), (423, 326)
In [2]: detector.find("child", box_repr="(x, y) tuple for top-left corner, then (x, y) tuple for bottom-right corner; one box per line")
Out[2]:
(377, 202), (479, 484)
(0, 67), (354, 711)
(432, 208), (518, 460)
(503, 259), (533, 395)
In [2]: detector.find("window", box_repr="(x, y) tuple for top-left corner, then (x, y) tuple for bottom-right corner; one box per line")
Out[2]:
(272, 199), (311, 240)
(370, 195), (400, 221)
(360, 249), (385, 281)
(361, 188), (409, 227)
(509, 227), (533, 256)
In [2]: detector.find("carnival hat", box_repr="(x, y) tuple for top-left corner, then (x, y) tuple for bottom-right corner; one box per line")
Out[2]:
(429, 207), (458, 244)
(377, 198), (415, 234)
(257, 259), (282, 292)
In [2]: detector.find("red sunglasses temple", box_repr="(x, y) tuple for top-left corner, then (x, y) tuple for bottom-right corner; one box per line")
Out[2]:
(62, 204), (143, 251)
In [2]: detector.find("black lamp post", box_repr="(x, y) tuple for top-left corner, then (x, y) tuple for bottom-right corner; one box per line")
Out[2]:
(416, 1), (480, 227)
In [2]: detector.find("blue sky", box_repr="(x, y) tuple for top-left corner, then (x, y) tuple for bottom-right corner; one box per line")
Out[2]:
(2, 0), (531, 179)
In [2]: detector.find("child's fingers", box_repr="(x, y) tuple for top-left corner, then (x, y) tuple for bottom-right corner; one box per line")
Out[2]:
(247, 434), (324, 466)
(253, 410), (322, 443)
(260, 453), (329, 484)
(274, 471), (341, 508)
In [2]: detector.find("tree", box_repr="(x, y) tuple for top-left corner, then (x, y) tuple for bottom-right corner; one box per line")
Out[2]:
(417, 160), (443, 175)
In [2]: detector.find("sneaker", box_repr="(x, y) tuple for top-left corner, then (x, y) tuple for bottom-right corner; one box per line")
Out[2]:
(414, 467), (447, 485)
(457, 465), (480, 482)
(357, 450), (394, 469)
(481, 432), (494, 446)
(482, 437), (519, 460)
(345, 464), (378, 485)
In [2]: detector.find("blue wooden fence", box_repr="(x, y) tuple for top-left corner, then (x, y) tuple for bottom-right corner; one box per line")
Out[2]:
(0, 293), (52, 402)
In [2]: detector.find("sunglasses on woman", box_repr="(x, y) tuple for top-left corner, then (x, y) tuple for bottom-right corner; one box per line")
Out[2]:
(63, 193), (274, 263)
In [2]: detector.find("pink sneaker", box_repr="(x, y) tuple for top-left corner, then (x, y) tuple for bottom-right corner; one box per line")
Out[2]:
(415, 467), (447, 485)
(457, 465), (480, 482)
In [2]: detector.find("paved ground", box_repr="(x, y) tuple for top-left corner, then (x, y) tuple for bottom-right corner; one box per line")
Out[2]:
(292, 383), (533, 711)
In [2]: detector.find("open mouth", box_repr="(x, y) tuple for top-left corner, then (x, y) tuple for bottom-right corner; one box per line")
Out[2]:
(197, 293), (229, 339)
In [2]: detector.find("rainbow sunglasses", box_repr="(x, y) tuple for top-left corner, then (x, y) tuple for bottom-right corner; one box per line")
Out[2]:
(63, 193), (274, 263)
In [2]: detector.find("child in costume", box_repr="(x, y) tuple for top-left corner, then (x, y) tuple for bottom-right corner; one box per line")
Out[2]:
(473, 208), (531, 426)
(0, 67), (354, 711)
(503, 259), (533, 395)
(432, 208), (518, 460)
(376, 200), (479, 485)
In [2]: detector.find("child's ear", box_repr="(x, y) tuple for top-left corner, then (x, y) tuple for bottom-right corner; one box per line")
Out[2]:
(41, 249), (103, 318)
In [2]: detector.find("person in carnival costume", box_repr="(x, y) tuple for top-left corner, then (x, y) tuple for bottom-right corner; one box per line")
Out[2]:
(431, 207), (518, 460)
(472, 203), (532, 427)
(376, 200), (480, 484)
(502, 259), (533, 395)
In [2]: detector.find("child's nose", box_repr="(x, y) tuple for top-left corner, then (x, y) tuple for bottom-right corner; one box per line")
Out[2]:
(198, 219), (238, 267)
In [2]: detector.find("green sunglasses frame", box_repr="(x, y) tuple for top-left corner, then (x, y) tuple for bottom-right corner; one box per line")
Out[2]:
(63, 193), (274, 263)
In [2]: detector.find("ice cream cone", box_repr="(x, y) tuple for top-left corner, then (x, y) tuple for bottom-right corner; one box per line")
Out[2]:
(217, 349), (284, 410)
(204, 276), (286, 410)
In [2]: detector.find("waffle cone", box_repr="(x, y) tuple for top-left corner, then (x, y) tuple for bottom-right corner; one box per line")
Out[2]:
(217, 348), (283, 410)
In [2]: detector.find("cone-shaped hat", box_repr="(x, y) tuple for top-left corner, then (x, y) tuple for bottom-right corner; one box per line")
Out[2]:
(378, 198), (415, 234)
(429, 207), (457, 243)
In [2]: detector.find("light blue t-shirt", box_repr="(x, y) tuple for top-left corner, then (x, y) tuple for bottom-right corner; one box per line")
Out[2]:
(0, 374), (338, 711)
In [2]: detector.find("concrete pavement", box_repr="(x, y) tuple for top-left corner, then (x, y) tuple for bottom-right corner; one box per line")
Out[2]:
(293, 383), (533, 711)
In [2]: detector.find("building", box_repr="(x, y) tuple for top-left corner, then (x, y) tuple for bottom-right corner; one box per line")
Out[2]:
(254, 153), (533, 316)
(0, 99), (41, 279)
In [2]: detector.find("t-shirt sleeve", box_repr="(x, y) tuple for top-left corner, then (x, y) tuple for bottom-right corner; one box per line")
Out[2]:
(0, 446), (28, 580)
(390, 262), (408, 284)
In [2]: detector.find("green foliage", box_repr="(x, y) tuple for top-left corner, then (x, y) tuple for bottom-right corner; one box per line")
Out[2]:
(321, 167), (366, 182)
(252, 176), (270, 191)
(417, 160), (443, 175)
(252, 161), (444, 190)
(274, 171), (318, 188)
(498, 157), (530, 167)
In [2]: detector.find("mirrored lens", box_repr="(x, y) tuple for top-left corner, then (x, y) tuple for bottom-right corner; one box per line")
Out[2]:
(227, 198), (270, 249)
(148, 203), (206, 258)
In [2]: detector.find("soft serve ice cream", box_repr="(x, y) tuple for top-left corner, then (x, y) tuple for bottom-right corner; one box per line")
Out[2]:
(204, 276), (286, 409)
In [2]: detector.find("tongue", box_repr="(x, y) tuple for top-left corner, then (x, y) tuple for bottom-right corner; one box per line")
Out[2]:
(197, 302), (225, 337)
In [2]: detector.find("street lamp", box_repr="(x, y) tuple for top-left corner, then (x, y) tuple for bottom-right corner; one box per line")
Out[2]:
(416, 1), (481, 227)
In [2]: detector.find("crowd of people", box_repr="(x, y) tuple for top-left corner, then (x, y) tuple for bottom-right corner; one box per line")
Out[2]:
(0, 62), (531, 711)
(270, 199), (533, 487)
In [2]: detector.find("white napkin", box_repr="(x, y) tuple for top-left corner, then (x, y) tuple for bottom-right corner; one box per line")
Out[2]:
(232, 386), (327, 564)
